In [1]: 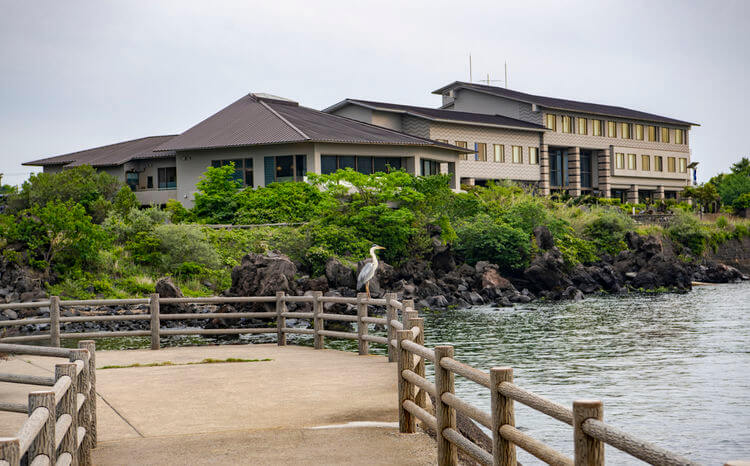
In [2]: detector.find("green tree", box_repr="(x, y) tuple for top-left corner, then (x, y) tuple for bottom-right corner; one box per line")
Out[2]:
(233, 181), (332, 224)
(715, 173), (750, 207)
(112, 185), (139, 217)
(730, 157), (750, 176)
(682, 183), (720, 209)
(454, 215), (530, 273)
(192, 164), (242, 223)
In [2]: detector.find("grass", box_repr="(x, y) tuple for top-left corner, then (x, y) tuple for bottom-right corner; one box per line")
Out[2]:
(99, 357), (272, 370)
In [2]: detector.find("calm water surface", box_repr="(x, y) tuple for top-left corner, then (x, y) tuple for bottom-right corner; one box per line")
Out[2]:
(421, 282), (750, 465)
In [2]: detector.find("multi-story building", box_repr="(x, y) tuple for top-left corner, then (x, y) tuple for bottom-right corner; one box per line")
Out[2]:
(324, 99), (547, 187)
(433, 82), (698, 202)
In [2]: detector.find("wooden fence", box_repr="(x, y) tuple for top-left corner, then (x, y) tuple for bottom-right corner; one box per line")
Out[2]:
(0, 293), (724, 465)
(0, 342), (97, 466)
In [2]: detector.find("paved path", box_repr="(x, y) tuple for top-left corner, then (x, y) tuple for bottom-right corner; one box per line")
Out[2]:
(0, 344), (435, 465)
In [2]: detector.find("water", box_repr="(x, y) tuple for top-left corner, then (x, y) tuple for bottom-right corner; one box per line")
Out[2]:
(420, 282), (750, 465)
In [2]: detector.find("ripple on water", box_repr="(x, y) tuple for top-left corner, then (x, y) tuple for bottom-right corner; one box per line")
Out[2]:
(421, 282), (750, 465)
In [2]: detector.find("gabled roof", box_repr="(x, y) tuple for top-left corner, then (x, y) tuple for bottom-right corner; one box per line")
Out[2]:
(155, 93), (472, 153)
(24, 135), (177, 168)
(323, 99), (547, 131)
(433, 81), (698, 126)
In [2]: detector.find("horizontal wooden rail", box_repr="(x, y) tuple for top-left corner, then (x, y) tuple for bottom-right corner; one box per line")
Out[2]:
(0, 335), (50, 343)
(318, 313), (358, 322)
(281, 328), (315, 335)
(158, 296), (276, 304)
(0, 401), (27, 413)
(282, 296), (314, 303)
(401, 370), (437, 398)
(58, 298), (149, 307)
(159, 328), (275, 336)
(29, 455), (49, 466)
(499, 425), (572, 466)
(317, 330), (358, 340)
(400, 339), (435, 362)
(0, 344), (73, 358)
(60, 314), (150, 323)
(0, 317), (52, 327)
(159, 311), (275, 320)
(56, 452), (72, 466)
(361, 316), (387, 325)
(361, 334), (388, 344)
(61, 331), (151, 339)
(443, 427), (493, 466)
(17, 408), (49, 457)
(498, 381), (573, 426)
(0, 301), (51, 310)
(280, 312), (314, 319)
(403, 400), (437, 431)
(581, 418), (701, 466)
(439, 357), (490, 388)
(0, 373), (55, 386)
(390, 319), (403, 330)
(317, 296), (358, 304)
(442, 391), (491, 429)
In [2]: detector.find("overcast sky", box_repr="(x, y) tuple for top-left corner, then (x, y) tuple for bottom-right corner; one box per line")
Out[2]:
(1, 0), (748, 185)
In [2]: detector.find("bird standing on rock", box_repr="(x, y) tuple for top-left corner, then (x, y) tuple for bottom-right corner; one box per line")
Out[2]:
(357, 245), (385, 299)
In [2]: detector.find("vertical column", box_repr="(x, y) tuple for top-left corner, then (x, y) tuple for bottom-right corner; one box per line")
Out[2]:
(655, 185), (665, 200)
(28, 391), (56, 464)
(434, 345), (457, 466)
(408, 316), (425, 409)
(149, 293), (160, 350)
(573, 400), (604, 466)
(0, 438), (20, 465)
(539, 144), (550, 196)
(598, 149), (611, 198)
(79, 341), (96, 448)
(357, 293), (368, 356)
(627, 184), (639, 204)
(385, 293), (397, 363)
(397, 330), (415, 433)
(568, 147), (581, 197)
(56, 363), (78, 466)
(276, 291), (286, 346)
(50, 296), (61, 347)
(312, 291), (323, 350)
(447, 162), (458, 190)
(491, 367), (516, 466)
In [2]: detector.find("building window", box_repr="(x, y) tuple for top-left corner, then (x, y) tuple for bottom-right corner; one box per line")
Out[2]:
(661, 127), (670, 143)
(675, 129), (685, 145)
(529, 147), (539, 164)
(126, 172), (139, 191)
(545, 114), (556, 130)
(147, 176), (153, 189)
(475, 143), (487, 161)
(667, 156), (676, 172)
(512, 146), (523, 163)
(620, 123), (632, 139)
(679, 158), (687, 173)
(635, 124), (644, 140)
(641, 154), (650, 171)
(321, 155), (402, 175)
(607, 121), (617, 138)
(580, 151), (592, 188)
(655, 156), (664, 171)
(648, 126), (657, 142)
(577, 117), (587, 135)
(562, 116), (572, 133)
(592, 119), (603, 136)
(627, 153), (637, 170)
(549, 149), (568, 187)
(455, 141), (468, 160)
(245, 158), (254, 186)
(157, 167), (177, 189)
(421, 159), (440, 176)
(615, 152), (625, 169)
(264, 155), (306, 184)
(212, 158), (254, 186)
(493, 144), (504, 163)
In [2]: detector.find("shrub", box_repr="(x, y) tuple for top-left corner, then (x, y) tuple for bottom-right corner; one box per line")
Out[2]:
(165, 199), (195, 223)
(733, 192), (750, 211)
(192, 164), (241, 223)
(103, 206), (169, 242)
(715, 216), (729, 229)
(152, 224), (221, 271)
(175, 261), (207, 278)
(455, 215), (530, 273)
(583, 210), (635, 256)
(668, 211), (708, 255)
(234, 182), (331, 224)
(125, 232), (163, 266)
(112, 186), (139, 217)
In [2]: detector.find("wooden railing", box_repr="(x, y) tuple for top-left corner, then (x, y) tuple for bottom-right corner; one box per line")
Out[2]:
(0, 341), (97, 466)
(0, 293), (730, 465)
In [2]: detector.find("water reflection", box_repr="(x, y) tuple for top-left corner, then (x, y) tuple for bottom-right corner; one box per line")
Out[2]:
(422, 282), (750, 465)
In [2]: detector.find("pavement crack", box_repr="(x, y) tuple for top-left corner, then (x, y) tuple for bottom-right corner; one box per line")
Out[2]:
(98, 393), (145, 438)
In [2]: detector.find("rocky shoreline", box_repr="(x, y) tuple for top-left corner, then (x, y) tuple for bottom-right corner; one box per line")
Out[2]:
(1, 226), (747, 338)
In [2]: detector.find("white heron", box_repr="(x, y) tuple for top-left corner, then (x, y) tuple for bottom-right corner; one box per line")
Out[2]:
(357, 245), (385, 298)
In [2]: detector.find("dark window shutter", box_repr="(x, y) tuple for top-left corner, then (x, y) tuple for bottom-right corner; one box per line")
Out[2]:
(264, 156), (274, 185)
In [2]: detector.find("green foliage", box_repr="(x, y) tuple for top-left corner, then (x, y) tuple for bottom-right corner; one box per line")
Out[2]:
(165, 199), (195, 223)
(682, 183), (720, 208)
(125, 232), (162, 265)
(668, 211), (708, 255)
(715, 173), (750, 207)
(233, 182), (331, 224)
(730, 157), (750, 176)
(192, 164), (242, 223)
(732, 192), (750, 211)
(715, 216), (729, 229)
(583, 210), (635, 256)
(112, 186), (139, 217)
(151, 224), (221, 271)
(103, 206), (169, 242)
(454, 214), (530, 273)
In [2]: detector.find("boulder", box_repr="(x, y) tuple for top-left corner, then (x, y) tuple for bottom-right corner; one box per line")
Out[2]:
(523, 247), (571, 292)
(155, 277), (186, 313)
(698, 262), (745, 283)
(325, 258), (356, 289)
(230, 252), (297, 297)
(533, 225), (555, 250)
(480, 266), (514, 291)
(561, 286), (584, 301)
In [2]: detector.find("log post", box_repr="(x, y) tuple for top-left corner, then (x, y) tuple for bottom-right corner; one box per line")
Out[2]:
(78, 340), (96, 448)
(397, 329), (415, 433)
(56, 363), (79, 466)
(574, 400), (604, 466)
(149, 293), (160, 350)
(385, 293), (397, 362)
(408, 316), (426, 409)
(357, 293), (368, 355)
(276, 292), (286, 346)
(402, 299), (415, 324)
(491, 367), (516, 466)
(434, 345), (457, 466)
(50, 296), (61, 347)
(0, 438), (20, 465)
(312, 291), (323, 350)
(28, 391), (55, 464)
(69, 349), (91, 466)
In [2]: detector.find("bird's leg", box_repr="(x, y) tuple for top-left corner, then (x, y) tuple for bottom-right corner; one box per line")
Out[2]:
(366, 281), (370, 300)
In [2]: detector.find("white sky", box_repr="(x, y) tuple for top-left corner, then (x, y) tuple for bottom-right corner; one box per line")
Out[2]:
(1, 0), (748, 185)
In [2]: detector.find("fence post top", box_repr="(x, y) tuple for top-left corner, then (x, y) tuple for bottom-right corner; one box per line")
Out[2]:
(433, 345), (454, 357)
(396, 329), (412, 340)
(311, 290), (323, 297)
(29, 390), (55, 397)
(276, 291), (285, 298)
(356, 292), (367, 300)
(78, 340), (95, 348)
(573, 399), (603, 409)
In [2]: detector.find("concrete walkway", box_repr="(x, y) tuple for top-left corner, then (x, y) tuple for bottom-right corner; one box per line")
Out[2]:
(0, 344), (435, 465)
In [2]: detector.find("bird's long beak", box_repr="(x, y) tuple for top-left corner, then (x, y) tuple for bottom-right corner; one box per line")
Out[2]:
(376, 246), (386, 250)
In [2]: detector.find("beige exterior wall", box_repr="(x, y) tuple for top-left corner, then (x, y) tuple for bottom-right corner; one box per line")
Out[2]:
(427, 122), (542, 182)
(609, 145), (690, 189)
(372, 111), (402, 131)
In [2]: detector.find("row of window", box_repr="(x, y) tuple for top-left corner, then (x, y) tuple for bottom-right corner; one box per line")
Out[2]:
(212, 158), (254, 186)
(437, 140), (539, 164)
(125, 167), (177, 191)
(545, 114), (687, 144)
(321, 155), (403, 175)
(613, 153), (688, 173)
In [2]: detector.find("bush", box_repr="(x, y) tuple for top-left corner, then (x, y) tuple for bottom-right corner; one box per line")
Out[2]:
(733, 192), (750, 211)
(165, 199), (195, 223)
(455, 215), (530, 273)
(103, 206), (169, 242)
(192, 164), (241, 223)
(668, 211), (708, 255)
(234, 182), (331, 224)
(715, 216), (729, 229)
(583, 211), (635, 256)
(152, 224), (221, 271)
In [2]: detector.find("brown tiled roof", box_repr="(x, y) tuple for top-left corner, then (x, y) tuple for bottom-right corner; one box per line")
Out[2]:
(24, 135), (177, 167)
(432, 81), (698, 126)
(155, 94), (471, 153)
(323, 99), (547, 130)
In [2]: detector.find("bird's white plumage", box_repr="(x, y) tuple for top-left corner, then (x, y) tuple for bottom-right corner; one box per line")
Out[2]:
(357, 245), (381, 290)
